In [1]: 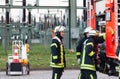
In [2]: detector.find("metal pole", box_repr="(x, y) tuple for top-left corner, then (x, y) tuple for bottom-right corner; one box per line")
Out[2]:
(68, 0), (71, 49)
(1, 16), (3, 23)
(68, 0), (76, 49)
(22, 0), (26, 44)
(83, 0), (87, 22)
(4, 0), (10, 53)
(23, 0), (26, 24)
(6, 0), (9, 24)
(61, 10), (62, 25)
(28, 10), (31, 45)
(28, 11), (31, 24)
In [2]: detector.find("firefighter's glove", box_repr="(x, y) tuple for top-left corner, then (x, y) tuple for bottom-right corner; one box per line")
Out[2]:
(77, 58), (81, 65)
(99, 33), (106, 40)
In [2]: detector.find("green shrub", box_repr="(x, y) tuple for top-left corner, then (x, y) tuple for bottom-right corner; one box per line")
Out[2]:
(0, 44), (79, 70)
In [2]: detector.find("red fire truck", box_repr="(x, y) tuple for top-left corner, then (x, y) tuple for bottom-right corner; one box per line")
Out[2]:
(87, 0), (120, 78)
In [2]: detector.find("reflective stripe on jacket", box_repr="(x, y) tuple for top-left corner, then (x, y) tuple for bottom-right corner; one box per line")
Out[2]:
(76, 37), (87, 59)
(80, 38), (96, 71)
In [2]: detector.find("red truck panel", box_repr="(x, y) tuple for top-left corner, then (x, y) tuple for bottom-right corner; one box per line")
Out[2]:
(106, 0), (118, 58)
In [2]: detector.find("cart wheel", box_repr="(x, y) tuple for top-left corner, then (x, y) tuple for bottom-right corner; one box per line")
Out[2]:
(6, 62), (8, 75)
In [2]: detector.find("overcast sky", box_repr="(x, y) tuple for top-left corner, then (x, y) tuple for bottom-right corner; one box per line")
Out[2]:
(0, 0), (82, 6)
(0, 0), (83, 21)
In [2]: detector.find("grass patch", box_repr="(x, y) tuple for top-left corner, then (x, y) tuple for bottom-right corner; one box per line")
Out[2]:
(0, 44), (79, 70)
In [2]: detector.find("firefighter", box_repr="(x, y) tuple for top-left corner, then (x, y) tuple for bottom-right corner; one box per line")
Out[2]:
(76, 29), (105, 79)
(77, 29), (97, 79)
(50, 26), (66, 79)
(76, 27), (93, 64)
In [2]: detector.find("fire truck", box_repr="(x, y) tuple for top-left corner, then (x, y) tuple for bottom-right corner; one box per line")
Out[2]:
(87, 0), (120, 78)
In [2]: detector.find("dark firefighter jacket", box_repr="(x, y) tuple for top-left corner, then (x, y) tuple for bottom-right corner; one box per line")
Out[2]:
(80, 37), (96, 71)
(50, 36), (66, 68)
(76, 34), (105, 59)
(76, 35), (105, 71)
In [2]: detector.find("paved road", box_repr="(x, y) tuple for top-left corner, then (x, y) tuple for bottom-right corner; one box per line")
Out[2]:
(0, 70), (118, 79)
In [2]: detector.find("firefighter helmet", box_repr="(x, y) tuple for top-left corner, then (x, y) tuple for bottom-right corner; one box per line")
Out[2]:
(88, 29), (97, 36)
(54, 26), (65, 33)
(84, 27), (93, 33)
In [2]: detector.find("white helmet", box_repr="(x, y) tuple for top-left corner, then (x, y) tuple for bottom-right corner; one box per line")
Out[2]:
(54, 26), (65, 33)
(88, 29), (97, 36)
(84, 27), (93, 33)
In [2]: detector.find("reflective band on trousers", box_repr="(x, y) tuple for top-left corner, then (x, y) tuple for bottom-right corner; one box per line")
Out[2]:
(55, 73), (57, 79)
(50, 62), (64, 68)
(90, 74), (94, 79)
(80, 64), (96, 71)
(78, 73), (81, 79)
(76, 52), (81, 55)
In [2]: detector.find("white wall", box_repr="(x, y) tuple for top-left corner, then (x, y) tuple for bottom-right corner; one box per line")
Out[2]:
(96, 0), (105, 15)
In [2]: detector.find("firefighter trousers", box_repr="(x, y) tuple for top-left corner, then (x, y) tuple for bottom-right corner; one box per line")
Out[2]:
(52, 68), (64, 79)
(78, 69), (97, 79)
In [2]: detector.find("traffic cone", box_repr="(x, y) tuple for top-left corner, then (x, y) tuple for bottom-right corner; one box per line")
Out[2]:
(13, 45), (19, 63)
